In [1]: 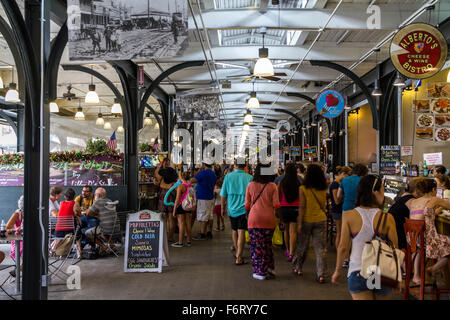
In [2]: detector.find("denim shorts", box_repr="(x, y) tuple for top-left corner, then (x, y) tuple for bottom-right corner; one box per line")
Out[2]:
(347, 271), (392, 296)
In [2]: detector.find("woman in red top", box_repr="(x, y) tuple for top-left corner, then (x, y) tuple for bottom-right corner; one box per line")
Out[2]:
(245, 164), (280, 280)
(278, 163), (301, 262)
(52, 188), (82, 256)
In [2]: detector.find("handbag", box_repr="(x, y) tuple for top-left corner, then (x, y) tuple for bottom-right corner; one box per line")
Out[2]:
(360, 211), (405, 288)
(55, 233), (74, 257)
(272, 219), (283, 245)
(245, 183), (268, 218)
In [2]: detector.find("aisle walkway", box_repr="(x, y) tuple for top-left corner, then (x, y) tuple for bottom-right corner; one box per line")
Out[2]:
(45, 220), (355, 300)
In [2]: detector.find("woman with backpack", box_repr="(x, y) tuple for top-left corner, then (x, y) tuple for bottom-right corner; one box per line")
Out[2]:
(171, 171), (196, 248)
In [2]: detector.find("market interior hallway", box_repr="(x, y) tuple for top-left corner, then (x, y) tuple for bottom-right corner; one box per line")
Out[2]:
(44, 218), (356, 300)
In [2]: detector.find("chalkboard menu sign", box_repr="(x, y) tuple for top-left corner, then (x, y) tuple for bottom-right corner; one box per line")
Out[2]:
(303, 146), (318, 159)
(380, 145), (401, 175)
(124, 210), (164, 273)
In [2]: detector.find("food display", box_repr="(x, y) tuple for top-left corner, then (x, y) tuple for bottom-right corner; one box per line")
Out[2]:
(428, 82), (450, 98)
(436, 127), (450, 142)
(435, 116), (446, 126)
(413, 99), (431, 112)
(417, 114), (434, 127)
(431, 98), (449, 114)
(416, 127), (433, 139)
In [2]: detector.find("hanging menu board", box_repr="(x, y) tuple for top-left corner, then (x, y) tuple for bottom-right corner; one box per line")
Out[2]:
(124, 210), (164, 273)
(303, 146), (318, 159)
(380, 145), (401, 175)
(290, 146), (301, 156)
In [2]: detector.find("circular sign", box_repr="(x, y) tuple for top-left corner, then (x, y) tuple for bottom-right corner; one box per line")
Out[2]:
(390, 23), (447, 79)
(276, 120), (290, 135)
(315, 89), (345, 118)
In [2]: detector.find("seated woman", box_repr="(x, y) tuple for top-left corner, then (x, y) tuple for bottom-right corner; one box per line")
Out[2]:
(52, 188), (82, 257)
(6, 195), (24, 276)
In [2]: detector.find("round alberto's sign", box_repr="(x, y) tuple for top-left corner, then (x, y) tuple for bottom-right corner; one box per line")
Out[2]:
(315, 89), (345, 118)
(390, 23), (447, 79)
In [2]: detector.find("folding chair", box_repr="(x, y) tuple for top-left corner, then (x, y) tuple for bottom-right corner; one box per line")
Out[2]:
(98, 211), (122, 257)
(48, 225), (80, 284)
(0, 264), (18, 300)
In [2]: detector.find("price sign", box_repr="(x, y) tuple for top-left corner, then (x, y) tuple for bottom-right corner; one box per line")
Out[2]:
(424, 152), (443, 166)
(124, 210), (164, 273)
(380, 145), (401, 175)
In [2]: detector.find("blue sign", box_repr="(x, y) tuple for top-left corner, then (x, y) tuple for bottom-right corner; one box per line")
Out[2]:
(315, 89), (345, 119)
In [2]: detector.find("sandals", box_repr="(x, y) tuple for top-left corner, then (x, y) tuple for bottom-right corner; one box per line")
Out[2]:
(287, 254), (293, 262)
(293, 268), (303, 276)
(235, 258), (248, 265)
(316, 276), (326, 284)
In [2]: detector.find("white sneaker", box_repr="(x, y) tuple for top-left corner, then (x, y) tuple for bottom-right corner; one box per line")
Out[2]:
(252, 273), (266, 280)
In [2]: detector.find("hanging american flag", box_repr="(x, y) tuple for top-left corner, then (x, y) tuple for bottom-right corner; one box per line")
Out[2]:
(151, 137), (160, 152)
(107, 131), (117, 150)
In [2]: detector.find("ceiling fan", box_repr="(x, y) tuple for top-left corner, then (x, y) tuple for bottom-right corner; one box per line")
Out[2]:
(226, 71), (288, 82)
(62, 85), (77, 101)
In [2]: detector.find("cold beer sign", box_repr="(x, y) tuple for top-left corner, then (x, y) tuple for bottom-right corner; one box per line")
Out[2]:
(390, 23), (447, 79)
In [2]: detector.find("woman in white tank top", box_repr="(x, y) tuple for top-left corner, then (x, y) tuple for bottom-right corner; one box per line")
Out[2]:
(331, 175), (399, 300)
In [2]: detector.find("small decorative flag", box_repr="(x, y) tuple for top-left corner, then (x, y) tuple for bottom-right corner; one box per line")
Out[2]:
(107, 131), (117, 150)
(151, 137), (160, 152)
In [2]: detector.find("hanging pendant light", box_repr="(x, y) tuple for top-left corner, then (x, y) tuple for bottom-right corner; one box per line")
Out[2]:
(154, 122), (160, 130)
(117, 125), (124, 133)
(50, 102), (59, 113)
(96, 112), (104, 125)
(144, 112), (152, 126)
(85, 69), (99, 104)
(5, 83), (19, 102)
(244, 110), (253, 123)
(111, 98), (122, 114)
(74, 107), (85, 120)
(104, 122), (112, 130)
(247, 91), (260, 109)
(85, 84), (99, 104)
(254, 31), (274, 77)
(5, 68), (20, 102)
(243, 122), (250, 132)
(372, 79), (382, 96)
(393, 72), (405, 87)
(371, 48), (382, 96)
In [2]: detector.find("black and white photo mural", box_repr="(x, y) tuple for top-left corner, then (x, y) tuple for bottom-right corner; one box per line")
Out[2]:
(175, 89), (221, 122)
(67, 0), (188, 61)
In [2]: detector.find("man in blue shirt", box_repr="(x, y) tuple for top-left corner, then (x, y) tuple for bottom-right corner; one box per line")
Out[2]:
(220, 160), (253, 265)
(191, 162), (217, 240)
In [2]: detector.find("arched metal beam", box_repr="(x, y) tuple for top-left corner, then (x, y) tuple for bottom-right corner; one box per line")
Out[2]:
(310, 60), (379, 130)
(0, 15), (26, 100)
(47, 22), (67, 101)
(138, 60), (205, 129)
(0, 109), (17, 136)
(274, 108), (303, 124)
(285, 92), (315, 105)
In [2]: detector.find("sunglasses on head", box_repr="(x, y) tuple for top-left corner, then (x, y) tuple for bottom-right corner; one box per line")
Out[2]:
(372, 175), (383, 192)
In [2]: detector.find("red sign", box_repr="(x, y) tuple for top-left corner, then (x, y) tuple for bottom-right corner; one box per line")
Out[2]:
(138, 65), (144, 87)
(139, 213), (151, 220)
(390, 23), (447, 79)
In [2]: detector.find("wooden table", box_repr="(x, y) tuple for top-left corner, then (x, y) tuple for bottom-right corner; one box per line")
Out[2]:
(0, 233), (22, 295)
(436, 214), (450, 237)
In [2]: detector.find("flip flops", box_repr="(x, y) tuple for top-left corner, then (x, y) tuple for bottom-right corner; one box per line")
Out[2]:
(235, 258), (248, 265)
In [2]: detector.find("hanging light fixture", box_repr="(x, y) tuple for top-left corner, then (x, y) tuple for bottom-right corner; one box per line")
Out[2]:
(85, 68), (99, 104)
(96, 111), (104, 125)
(247, 82), (260, 109)
(5, 68), (19, 102)
(254, 30), (274, 77)
(111, 98), (122, 114)
(144, 112), (152, 126)
(371, 48), (382, 96)
(372, 79), (383, 96)
(117, 125), (124, 133)
(154, 122), (160, 130)
(75, 108), (85, 120)
(393, 72), (405, 87)
(104, 121), (112, 130)
(244, 110), (253, 123)
(49, 102), (59, 113)
(243, 122), (250, 132)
